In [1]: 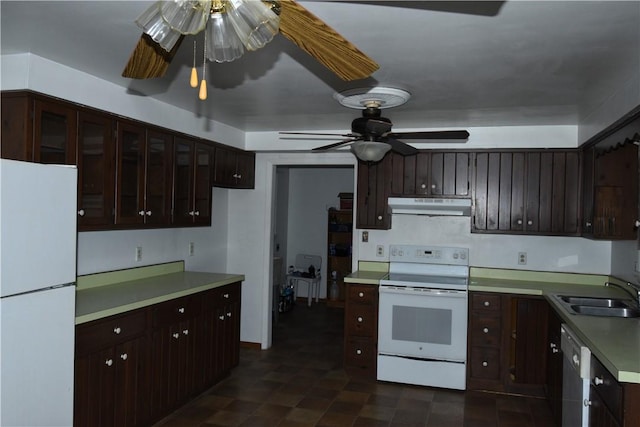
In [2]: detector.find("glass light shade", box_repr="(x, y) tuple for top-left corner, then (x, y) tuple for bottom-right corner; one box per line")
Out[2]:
(206, 12), (245, 62)
(159, 0), (208, 35)
(226, 0), (280, 51)
(350, 141), (391, 162)
(135, 2), (183, 52)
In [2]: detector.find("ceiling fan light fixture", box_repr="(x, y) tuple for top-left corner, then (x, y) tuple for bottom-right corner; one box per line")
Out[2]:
(159, 0), (208, 35)
(350, 141), (391, 163)
(135, 2), (183, 52)
(226, 0), (280, 51)
(206, 11), (245, 62)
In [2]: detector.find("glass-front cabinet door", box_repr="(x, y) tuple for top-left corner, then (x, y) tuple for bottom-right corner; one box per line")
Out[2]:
(145, 130), (173, 225)
(77, 112), (114, 228)
(193, 143), (213, 225)
(173, 138), (195, 226)
(116, 121), (145, 225)
(33, 99), (77, 165)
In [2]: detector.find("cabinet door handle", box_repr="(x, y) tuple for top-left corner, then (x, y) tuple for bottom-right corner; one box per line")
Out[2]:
(113, 327), (121, 334)
(194, 211), (200, 216)
(172, 333), (180, 339)
(227, 312), (232, 318)
(189, 211), (195, 216)
(552, 348), (559, 353)
(377, 215), (383, 220)
(527, 220), (533, 226)
(223, 293), (230, 299)
(178, 307), (185, 314)
(358, 292), (364, 298)
(77, 209), (85, 217)
(517, 219), (523, 225)
(482, 361), (488, 367)
(120, 353), (128, 361)
(357, 316), (363, 323)
(421, 183), (427, 189)
(483, 327), (489, 333)
(583, 399), (592, 407)
(182, 329), (189, 335)
(219, 315), (225, 320)
(138, 210), (145, 216)
(146, 210), (152, 216)
(483, 301), (490, 307)
(105, 359), (113, 367)
(356, 349), (362, 355)
(431, 184), (436, 189)
(594, 376), (604, 386)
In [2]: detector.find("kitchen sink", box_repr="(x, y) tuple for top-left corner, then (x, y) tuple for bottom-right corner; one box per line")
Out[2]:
(553, 294), (640, 318)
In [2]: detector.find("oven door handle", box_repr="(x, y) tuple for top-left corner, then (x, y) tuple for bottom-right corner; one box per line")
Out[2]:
(379, 286), (467, 297)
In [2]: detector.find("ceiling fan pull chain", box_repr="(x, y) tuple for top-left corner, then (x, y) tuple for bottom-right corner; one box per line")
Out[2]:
(199, 25), (208, 100)
(190, 40), (198, 88)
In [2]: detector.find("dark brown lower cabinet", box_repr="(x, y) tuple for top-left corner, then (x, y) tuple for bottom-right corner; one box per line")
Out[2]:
(343, 283), (378, 377)
(546, 308), (563, 427)
(74, 282), (241, 427)
(467, 292), (548, 397)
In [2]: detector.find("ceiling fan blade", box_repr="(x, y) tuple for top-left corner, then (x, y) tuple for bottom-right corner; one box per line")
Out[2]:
(280, 131), (353, 137)
(388, 130), (470, 140)
(313, 137), (362, 151)
(278, 0), (379, 81)
(122, 33), (184, 79)
(385, 137), (419, 156)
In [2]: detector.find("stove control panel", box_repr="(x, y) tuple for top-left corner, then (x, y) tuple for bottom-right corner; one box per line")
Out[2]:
(388, 245), (469, 266)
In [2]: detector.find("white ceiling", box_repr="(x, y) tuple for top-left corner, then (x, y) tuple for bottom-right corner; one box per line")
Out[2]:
(1, 1), (639, 133)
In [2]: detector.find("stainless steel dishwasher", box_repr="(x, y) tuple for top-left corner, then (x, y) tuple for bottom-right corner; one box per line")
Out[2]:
(560, 324), (591, 427)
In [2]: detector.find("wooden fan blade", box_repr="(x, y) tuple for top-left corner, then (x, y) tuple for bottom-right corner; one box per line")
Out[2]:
(278, 0), (379, 81)
(313, 137), (362, 151)
(385, 137), (419, 156)
(280, 132), (353, 137)
(388, 130), (470, 140)
(122, 33), (185, 79)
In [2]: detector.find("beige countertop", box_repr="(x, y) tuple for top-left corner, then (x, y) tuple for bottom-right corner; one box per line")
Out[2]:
(346, 266), (640, 384)
(76, 262), (244, 324)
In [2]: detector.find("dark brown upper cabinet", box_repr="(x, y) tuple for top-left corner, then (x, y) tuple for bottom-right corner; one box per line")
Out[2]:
(356, 155), (393, 230)
(77, 111), (115, 229)
(391, 151), (471, 197)
(115, 122), (173, 227)
(173, 138), (213, 226)
(213, 146), (255, 189)
(1, 92), (76, 164)
(473, 150), (580, 235)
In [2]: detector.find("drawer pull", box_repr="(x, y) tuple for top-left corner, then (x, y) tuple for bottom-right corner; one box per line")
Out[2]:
(483, 301), (490, 307)
(483, 327), (489, 333)
(138, 210), (145, 216)
(482, 361), (488, 367)
(227, 312), (232, 317)
(182, 329), (189, 336)
(78, 209), (85, 217)
(594, 376), (604, 386)
(356, 349), (362, 355)
(358, 292), (364, 298)
(219, 315), (225, 320)
(120, 353), (128, 361)
(357, 316), (363, 323)
(172, 333), (180, 339)
(552, 348), (559, 354)
(113, 327), (121, 334)
(178, 307), (185, 314)
(105, 359), (113, 367)
(223, 293), (230, 299)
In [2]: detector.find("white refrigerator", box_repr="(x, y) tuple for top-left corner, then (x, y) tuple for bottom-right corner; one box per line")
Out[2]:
(0, 159), (77, 427)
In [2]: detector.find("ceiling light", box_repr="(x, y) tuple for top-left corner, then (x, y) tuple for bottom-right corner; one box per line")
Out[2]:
(136, 0), (280, 99)
(350, 141), (392, 163)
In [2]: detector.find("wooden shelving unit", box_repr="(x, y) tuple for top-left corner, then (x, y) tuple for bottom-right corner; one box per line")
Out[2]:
(326, 208), (352, 308)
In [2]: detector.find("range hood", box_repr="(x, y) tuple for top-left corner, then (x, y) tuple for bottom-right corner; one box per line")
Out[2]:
(387, 197), (472, 216)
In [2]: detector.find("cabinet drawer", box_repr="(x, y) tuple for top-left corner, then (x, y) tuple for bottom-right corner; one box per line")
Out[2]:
(345, 305), (376, 337)
(344, 337), (376, 376)
(469, 347), (501, 380)
(76, 309), (147, 355)
(470, 315), (502, 347)
(590, 356), (623, 424)
(347, 284), (377, 305)
(471, 293), (502, 311)
(152, 294), (202, 328)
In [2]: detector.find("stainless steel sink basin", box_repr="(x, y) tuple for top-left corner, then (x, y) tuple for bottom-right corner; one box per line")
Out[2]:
(570, 304), (640, 318)
(553, 294), (640, 318)
(559, 296), (630, 308)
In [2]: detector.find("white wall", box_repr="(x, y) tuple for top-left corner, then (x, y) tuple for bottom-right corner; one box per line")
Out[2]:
(357, 215), (612, 274)
(77, 188), (230, 275)
(285, 167), (354, 298)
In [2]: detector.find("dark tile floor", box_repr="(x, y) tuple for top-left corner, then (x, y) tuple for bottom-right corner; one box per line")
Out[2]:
(154, 302), (556, 427)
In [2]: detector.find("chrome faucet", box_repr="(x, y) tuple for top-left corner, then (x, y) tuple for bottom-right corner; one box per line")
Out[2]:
(605, 281), (640, 307)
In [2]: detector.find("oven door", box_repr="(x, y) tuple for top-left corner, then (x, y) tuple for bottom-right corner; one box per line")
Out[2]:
(378, 285), (467, 362)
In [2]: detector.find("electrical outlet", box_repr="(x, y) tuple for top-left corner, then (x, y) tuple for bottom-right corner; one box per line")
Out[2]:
(135, 246), (142, 262)
(377, 245), (384, 257)
(189, 242), (195, 256)
(518, 252), (527, 265)
(362, 231), (369, 242)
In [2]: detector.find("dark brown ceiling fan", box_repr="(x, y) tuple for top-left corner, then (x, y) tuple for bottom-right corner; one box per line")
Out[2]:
(121, 0), (379, 82)
(280, 88), (470, 161)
